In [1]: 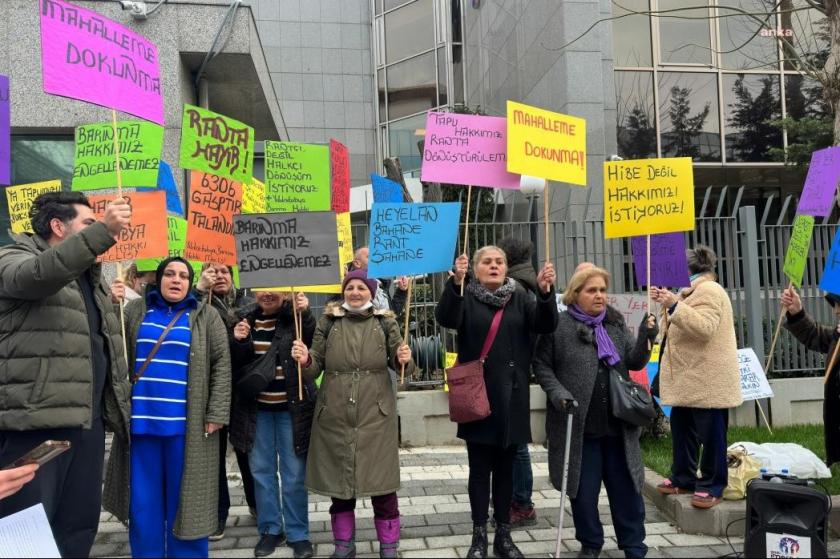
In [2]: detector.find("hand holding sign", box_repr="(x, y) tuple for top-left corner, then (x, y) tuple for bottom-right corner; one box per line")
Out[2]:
(650, 286), (678, 308)
(396, 344), (412, 366)
(291, 339), (309, 365)
(453, 254), (469, 286)
(103, 197), (132, 238)
(537, 262), (556, 293)
(294, 292), (309, 313)
(781, 285), (802, 315)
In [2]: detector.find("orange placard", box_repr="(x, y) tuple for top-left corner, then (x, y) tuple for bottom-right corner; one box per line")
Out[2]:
(87, 191), (168, 263)
(184, 170), (242, 266)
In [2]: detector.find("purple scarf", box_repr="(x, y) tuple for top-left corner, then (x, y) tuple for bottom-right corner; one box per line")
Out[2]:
(567, 304), (620, 366)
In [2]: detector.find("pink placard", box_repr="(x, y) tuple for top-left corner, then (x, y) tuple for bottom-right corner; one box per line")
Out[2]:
(420, 111), (520, 189)
(40, 0), (164, 125)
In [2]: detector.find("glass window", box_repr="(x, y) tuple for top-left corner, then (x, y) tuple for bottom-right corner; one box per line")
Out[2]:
(385, 0), (435, 64)
(437, 47), (448, 106)
(718, 0), (779, 70)
(388, 113), (426, 172)
(785, 74), (828, 120)
(615, 71), (657, 159)
(723, 74), (782, 162)
(375, 0), (383, 14)
(386, 51), (437, 120)
(781, 1), (828, 71)
(658, 72), (721, 161)
(0, 136), (74, 245)
(385, 0), (412, 10)
(378, 69), (387, 122)
(451, 0), (462, 43)
(659, 0), (712, 64)
(452, 44), (464, 104)
(612, 0), (652, 67)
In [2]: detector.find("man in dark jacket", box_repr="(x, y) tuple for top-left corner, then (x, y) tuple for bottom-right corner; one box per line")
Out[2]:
(0, 191), (131, 557)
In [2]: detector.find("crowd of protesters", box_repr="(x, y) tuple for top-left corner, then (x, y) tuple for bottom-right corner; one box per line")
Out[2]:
(1, 190), (829, 559)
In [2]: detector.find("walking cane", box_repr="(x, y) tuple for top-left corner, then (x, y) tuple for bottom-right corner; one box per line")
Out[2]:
(553, 399), (578, 558)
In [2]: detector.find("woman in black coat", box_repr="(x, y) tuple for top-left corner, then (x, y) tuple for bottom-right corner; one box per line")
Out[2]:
(436, 246), (558, 559)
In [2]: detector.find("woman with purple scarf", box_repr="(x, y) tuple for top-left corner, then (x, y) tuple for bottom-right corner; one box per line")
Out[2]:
(534, 266), (657, 559)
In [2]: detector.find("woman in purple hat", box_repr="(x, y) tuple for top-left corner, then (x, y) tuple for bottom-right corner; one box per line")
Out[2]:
(292, 269), (414, 559)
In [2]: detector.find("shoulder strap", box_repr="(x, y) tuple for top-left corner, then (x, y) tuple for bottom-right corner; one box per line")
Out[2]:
(479, 308), (505, 361)
(131, 308), (188, 383)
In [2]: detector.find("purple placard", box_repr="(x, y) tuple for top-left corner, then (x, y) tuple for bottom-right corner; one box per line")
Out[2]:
(0, 75), (9, 185)
(631, 233), (691, 288)
(40, 0), (164, 125)
(797, 146), (840, 217)
(420, 111), (520, 189)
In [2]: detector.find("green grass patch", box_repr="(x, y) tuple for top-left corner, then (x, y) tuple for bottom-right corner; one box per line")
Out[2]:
(641, 424), (840, 494)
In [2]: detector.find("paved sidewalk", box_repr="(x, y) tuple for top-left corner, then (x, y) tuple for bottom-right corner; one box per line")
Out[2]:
(91, 444), (840, 558)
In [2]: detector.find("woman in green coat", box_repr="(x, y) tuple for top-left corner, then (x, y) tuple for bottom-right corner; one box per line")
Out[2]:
(292, 269), (414, 559)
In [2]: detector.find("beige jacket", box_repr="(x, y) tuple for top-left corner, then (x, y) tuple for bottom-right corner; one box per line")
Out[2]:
(659, 276), (743, 409)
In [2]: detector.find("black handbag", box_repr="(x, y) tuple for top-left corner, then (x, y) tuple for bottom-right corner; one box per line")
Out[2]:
(609, 368), (657, 427)
(236, 338), (281, 400)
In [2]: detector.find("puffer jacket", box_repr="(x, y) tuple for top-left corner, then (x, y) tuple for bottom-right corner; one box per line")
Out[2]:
(229, 302), (317, 455)
(0, 223), (130, 437)
(103, 294), (231, 539)
(302, 303), (415, 499)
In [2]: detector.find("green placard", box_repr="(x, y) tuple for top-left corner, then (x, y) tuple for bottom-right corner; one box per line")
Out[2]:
(179, 104), (254, 184)
(783, 214), (815, 288)
(264, 141), (331, 212)
(72, 121), (164, 191)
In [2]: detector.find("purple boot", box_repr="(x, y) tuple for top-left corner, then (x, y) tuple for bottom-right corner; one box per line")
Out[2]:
(374, 517), (400, 559)
(330, 511), (356, 558)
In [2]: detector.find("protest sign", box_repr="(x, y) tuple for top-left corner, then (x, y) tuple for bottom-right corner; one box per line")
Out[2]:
(371, 174), (403, 203)
(630, 233), (690, 288)
(604, 157), (694, 239)
(265, 212), (353, 293)
(421, 111), (520, 189)
(5, 180), (62, 234)
(330, 139), (350, 213)
(506, 100), (586, 185)
(179, 105), (254, 184)
(71, 121), (163, 191)
(646, 344), (672, 418)
(39, 0), (164, 124)
(233, 211), (341, 289)
(0, 75), (9, 185)
(241, 178), (267, 214)
(136, 160), (183, 214)
(819, 228), (840, 295)
(367, 202), (461, 278)
(137, 215), (186, 270)
(87, 191), (167, 262)
(797, 146), (840, 217)
(783, 214), (815, 288)
(264, 141), (331, 212)
(738, 348), (774, 401)
(185, 171), (242, 266)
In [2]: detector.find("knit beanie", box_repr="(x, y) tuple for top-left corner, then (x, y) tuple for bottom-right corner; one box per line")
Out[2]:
(342, 268), (378, 299)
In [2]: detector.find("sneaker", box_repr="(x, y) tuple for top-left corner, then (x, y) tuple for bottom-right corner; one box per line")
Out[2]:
(254, 532), (286, 557)
(656, 479), (691, 495)
(209, 526), (225, 541)
(289, 540), (314, 559)
(508, 502), (537, 528)
(691, 492), (721, 509)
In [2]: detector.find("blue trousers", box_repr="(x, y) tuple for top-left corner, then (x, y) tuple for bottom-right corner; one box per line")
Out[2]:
(129, 435), (209, 558)
(512, 443), (534, 506)
(669, 406), (728, 497)
(571, 436), (647, 558)
(250, 411), (309, 542)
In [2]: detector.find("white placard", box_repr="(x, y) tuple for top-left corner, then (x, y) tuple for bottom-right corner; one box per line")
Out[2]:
(0, 503), (60, 558)
(557, 293), (650, 337)
(738, 347), (774, 401)
(766, 532), (811, 558)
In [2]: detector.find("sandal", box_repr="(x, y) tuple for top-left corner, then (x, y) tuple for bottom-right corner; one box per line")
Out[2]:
(691, 492), (721, 509)
(656, 479), (690, 495)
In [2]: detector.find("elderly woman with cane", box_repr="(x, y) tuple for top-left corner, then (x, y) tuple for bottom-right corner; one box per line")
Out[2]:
(291, 269), (414, 559)
(437, 246), (558, 559)
(535, 265), (656, 559)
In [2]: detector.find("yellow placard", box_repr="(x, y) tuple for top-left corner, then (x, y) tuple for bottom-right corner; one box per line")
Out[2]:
(603, 157), (695, 239)
(262, 212), (353, 294)
(506, 100), (587, 185)
(241, 178), (267, 214)
(5, 180), (62, 234)
(649, 343), (661, 363)
(444, 352), (457, 392)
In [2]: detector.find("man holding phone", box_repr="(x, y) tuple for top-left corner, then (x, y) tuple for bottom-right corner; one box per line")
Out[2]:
(0, 192), (132, 558)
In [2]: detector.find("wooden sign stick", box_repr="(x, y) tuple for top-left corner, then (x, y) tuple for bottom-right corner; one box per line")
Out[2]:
(544, 185), (551, 266)
(111, 109), (128, 365)
(291, 289), (304, 401)
(647, 234), (652, 351)
(825, 341), (840, 385)
(400, 278), (413, 385)
(461, 185), (473, 296)
(764, 282), (793, 374)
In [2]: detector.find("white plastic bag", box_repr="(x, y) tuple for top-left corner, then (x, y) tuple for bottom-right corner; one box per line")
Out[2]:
(729, 442), (831, 479)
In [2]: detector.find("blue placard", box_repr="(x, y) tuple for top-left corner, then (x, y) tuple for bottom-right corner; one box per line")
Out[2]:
(646, 359), (671, 418)
(371, 173), (403, 203)
(368, 202), (461, 278)
(137, 160), (183, 215)
(820, 228), (840, 295)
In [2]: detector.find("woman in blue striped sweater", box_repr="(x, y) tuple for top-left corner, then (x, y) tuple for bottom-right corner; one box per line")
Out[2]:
(116, 257), (232, 558)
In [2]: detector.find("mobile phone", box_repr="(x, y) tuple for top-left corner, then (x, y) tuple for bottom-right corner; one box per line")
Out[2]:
(2, 440), (71, 470)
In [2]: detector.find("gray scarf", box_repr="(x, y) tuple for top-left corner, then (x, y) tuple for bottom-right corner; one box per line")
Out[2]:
(467, 278), (516, 308)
